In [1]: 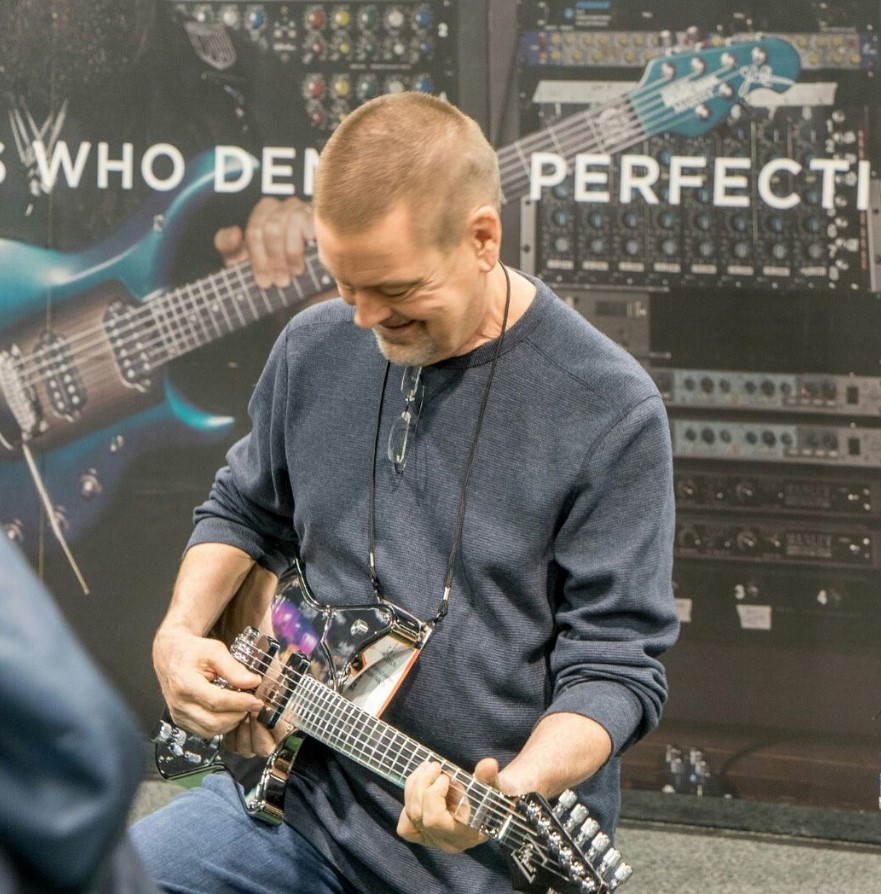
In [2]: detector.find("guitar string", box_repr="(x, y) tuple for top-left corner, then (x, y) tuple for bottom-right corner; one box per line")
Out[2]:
(255, 669), (615, 882)
(12, 59), (757, 393)
(12, 253), (325, 385)
(232, 643), (599, 868)
(239, 646), (537, 836)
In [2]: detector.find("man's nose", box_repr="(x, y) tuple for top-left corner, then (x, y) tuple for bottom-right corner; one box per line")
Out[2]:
(350, 291), (392, 329)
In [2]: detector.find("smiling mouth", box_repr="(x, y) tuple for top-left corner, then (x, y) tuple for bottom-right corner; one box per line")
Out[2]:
(376, 320), (416, 337)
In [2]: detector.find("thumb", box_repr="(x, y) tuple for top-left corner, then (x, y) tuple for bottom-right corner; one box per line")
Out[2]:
(206, 639), (263, 691)
(473, 757), (500, 789)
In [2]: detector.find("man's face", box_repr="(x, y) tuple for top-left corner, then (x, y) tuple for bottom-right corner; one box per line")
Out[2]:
(315, 203), (496, 367)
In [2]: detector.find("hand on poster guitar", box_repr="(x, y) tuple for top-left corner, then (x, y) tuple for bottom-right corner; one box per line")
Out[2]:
(214, 196), (318, 289)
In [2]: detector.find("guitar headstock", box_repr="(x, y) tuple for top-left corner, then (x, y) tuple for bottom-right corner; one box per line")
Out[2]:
(634, 37), (801, 139)
(507, 790), (630, 894)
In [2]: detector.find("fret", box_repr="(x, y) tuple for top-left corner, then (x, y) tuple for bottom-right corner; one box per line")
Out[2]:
(235, 265), (261, 322)
(181, 282), (211, 348)
(585, 109), (607, 155)
(146, 297), (177, 364)
(196, 277), (226, 340)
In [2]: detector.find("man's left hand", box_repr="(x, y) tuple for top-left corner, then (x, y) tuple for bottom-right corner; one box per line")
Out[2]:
(398, 757), (501, 853)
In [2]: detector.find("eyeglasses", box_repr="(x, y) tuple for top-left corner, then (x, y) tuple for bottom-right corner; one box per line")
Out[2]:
(387, 366), (424, 473)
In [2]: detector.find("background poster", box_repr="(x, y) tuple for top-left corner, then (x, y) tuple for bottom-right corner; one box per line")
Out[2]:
(2, 0), (880, 820)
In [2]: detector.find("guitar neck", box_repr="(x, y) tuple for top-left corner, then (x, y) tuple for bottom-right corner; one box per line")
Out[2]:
(287, 673), (519, 841)
(146, 248), (334, 363)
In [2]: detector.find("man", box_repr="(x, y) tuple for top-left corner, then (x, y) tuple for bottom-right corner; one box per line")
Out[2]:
(132, 92), (678, 893)
(0, 533), (158, 894)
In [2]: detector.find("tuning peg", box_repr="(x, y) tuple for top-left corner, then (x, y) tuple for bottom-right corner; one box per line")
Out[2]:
(586, 831), (610, 862)
(553, 789), (578, 817)
(598, 847), (622, 876)
(575, 817), (600, 845)
(608, 862), (633, 890)
(579, 878), (599, 894)
(565, 803), (589, 832)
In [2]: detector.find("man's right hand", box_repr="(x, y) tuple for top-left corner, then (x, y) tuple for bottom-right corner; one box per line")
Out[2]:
(153, 624), (264, 744)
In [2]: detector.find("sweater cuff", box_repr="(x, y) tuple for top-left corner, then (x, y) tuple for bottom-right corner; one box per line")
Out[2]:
(543, 680), (644, 756)
(187, 518), (292, 577)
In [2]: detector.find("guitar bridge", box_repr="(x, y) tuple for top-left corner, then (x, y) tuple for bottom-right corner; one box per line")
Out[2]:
(0, 347), (40, 446)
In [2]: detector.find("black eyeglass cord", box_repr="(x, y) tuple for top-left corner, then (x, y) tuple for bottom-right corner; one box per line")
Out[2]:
(368, 262), (512, 629)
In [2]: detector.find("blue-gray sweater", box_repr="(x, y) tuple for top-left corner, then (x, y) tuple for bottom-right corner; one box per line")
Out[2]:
(189, 278), (679, 893)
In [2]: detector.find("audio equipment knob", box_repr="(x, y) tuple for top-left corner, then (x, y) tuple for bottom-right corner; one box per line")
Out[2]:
(734, 481), (755, 501)
(305, 6), (326, 29)
(660, 238), (677, 256)
(332, 75), (352, 98)
(385, 76), (406, 94)
(733, 241), (750, 259)
(700, 377), (714, 394)
(554, 237), (571, 252)
(736, 529), (758, 552)
(220, 5), (240, 28)
(248, 8), (266, 29)
(358, 5), (378, 29)
(701, 427), (716, 444)
(589, 238), (606, 254)
(385, 7), (405, 29)
(624, 238), (640, 256)
(356, 75), (380, 101)
(303, 74), (326, 99)
(414, 5), (434, 29)
(79, 470), (102, 499)
(587, 211), (605, 229)
(676, 478), (696, 499)
(332, 8), (352, 28)
(622, 210), (639, 229)
(552, 209), (569, 227)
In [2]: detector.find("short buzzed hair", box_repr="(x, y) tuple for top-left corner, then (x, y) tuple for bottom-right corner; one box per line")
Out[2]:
(313, 92), (501, 251)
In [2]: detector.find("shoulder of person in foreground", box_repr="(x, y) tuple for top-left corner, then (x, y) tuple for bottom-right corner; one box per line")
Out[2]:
(0, 536), (148, 891)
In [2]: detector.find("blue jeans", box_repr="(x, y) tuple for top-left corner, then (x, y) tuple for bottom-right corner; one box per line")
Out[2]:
(131, 774), (361, 894)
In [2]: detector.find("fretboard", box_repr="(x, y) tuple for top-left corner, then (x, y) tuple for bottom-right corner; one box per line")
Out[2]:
(285, 672), (527, 842)
(141, 248), (335, 366)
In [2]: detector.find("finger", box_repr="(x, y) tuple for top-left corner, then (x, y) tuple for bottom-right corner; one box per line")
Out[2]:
(283, 204), (316, 275)
(244, 197), (282, 288)
(202, 639), (263, 691)
(473, 757), (500, 788)
(402, 760), (441, 836)
(213, 225), (247, 265)
(421, 770), (454, 830)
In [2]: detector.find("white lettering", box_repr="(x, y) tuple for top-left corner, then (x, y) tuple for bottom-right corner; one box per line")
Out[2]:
(262, 147), (296, 196)
(529, 152), (567, 201)
(619, 155), (660, 204)
(757, 158), (802, 210)
(141, 143), (185, 191)
(303, 147), (320, 197)
(857, 159), (871, 212)
(668, 156), (706, 205)
(809, 157), (851, 209)
(574, 153), (610, 203)
(713, 157), (751, 208)
(32, 140), (92, 190)
(214, 145), (256, 193)
(97, 142), (134, 190)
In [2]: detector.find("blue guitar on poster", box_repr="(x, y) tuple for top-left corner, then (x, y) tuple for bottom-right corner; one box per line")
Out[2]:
(0, 38), (800, 552)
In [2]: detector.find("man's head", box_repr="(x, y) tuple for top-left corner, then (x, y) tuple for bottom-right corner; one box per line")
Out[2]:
(313, 92), (501, 252)
(313, 93), (506, 366)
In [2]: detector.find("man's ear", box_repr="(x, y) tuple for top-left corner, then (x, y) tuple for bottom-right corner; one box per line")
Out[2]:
(468, 205), (502, 272)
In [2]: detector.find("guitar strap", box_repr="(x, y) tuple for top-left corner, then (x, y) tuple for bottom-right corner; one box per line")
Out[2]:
(367, 263), (512, 629)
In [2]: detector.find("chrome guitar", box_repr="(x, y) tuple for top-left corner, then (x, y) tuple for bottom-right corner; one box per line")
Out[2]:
(154, 560), (632, 894)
